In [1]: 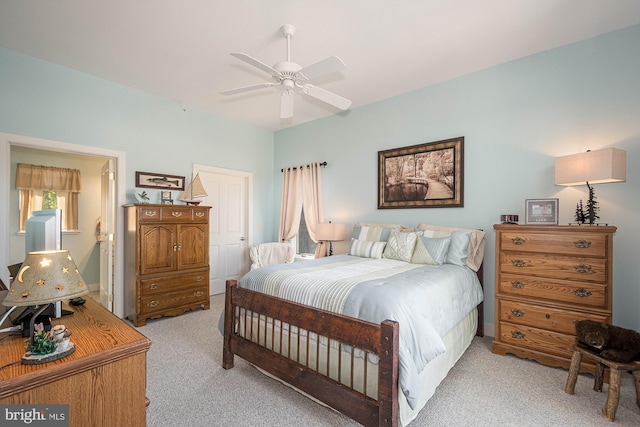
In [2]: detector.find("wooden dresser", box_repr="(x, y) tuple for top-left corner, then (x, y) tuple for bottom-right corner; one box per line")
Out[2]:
(492, 224), (616, 372)
(124, 204), (211, 326)
(0, 298), (150, 426)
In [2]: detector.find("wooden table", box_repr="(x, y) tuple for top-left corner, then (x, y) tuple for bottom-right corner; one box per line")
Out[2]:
(1, 298), (151, 426)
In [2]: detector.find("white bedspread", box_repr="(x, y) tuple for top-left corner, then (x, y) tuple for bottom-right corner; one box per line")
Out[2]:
(236, 255), (483, 409)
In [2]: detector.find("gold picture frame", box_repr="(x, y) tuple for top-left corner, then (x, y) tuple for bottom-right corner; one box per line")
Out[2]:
(378, 137), (464, 209)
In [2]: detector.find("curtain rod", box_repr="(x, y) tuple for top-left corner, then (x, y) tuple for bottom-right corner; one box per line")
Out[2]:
(281, 161), (327, 172)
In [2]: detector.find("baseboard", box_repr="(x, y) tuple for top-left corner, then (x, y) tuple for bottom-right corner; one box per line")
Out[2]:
(87, 283), (100, 293)
(484, 322), (495, 338)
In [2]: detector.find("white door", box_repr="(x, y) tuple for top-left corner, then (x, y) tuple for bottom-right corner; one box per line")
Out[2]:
(193, 165), (251, 295)
(99, 159), (115, 310)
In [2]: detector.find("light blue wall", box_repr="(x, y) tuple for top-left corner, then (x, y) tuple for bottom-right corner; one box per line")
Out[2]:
(0, 46), (277, 248)
(1, 24), (638, 332)
(274, 25), (640, 332)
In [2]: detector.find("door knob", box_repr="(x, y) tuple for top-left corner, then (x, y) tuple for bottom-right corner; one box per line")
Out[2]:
(240, 237), (246, 241)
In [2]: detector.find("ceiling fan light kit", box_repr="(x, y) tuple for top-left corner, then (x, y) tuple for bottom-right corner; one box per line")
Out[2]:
(221, 24), (351, 119)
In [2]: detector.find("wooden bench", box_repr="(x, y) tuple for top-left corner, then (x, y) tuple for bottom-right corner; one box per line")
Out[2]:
(565, 345), (640, 422)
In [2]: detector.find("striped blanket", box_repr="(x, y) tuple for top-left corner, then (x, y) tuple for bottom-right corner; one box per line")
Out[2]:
(236, 254), (483, 409)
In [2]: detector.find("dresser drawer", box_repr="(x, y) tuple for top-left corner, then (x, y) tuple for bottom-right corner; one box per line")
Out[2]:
(497, 300), (609, 335)
(159, 207), (208, 223)
(497, 321), (576, 359)
(498, 274), (608, 308)
(499, 253), (606, 283)
(137, 206), (208, 223)
(140, 271), (209, 296)
(500, 232), (607, 257)
(140, 285), (209, 316)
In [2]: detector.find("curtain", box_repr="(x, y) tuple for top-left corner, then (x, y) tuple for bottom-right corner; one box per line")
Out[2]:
(16, 163), (82, 231)
(278, 167), (302, 242)
(278, 162), (326, 258)
(301, 163), (326, 259)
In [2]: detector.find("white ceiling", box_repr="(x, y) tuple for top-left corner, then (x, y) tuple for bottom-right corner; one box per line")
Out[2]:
(1, 1), (639, 132)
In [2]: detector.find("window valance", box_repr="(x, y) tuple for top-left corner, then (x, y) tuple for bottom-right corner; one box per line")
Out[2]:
(16, 163), (82, 193)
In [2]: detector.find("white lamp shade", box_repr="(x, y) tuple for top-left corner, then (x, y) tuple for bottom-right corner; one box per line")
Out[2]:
(555, 148), (626, 186)
(316, 223), (346, 241)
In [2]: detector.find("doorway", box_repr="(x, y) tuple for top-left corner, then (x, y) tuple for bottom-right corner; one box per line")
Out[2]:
(192, 164), (252, 295)
(0, 133), (127, 317)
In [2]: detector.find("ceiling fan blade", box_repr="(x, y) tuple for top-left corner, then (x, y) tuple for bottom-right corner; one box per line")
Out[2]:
(280, 90), (294, 119)
(230, 53), (281, 78)
(298, 56), (346, 81)
(302, 84), (352, 111)
(221, 82), (278, 95)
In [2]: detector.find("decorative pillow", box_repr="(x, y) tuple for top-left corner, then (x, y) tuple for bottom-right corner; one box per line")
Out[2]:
(351, 224), (399, 242)
(416, 224), (486, 271)
(446, 231), (472, 267)
(382, 230), (420, 262)
(411, 236), (451, 265)
(348, 239), (386, 259)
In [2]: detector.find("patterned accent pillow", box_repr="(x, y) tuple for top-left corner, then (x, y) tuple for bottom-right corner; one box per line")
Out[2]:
(411, 236), (451, 265)
(348, 239), (387, 259)
(382, 230), (420, 263)
(351, 225), (399, 242)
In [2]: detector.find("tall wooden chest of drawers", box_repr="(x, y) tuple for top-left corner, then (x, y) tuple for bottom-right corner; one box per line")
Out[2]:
(492, 224), (616, 372)
(124, 204), (211, 326)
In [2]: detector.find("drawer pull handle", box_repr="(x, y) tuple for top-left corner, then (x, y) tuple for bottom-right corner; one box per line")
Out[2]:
(144, 211), (157, 217)
(195, 212), (205, 217)
(194, 291), (204, 297)
(574, 239), (592, 249)
(511, 237), (526, 245)
(148, 300), (159, 308)
(511, 308), (525, 317)
(147, 283), (158, 290)
(511, 280), (526, 289)
(194, 276), (203, 282)
(574, 264), (592, 273)
(511, 259), (526, 267)
(574, 287), (592, 298)
(171, 212), (182, 217)
(511, 330), (526, 339)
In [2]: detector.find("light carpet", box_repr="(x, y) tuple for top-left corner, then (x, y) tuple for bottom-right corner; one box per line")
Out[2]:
(137, 294), (640, 426)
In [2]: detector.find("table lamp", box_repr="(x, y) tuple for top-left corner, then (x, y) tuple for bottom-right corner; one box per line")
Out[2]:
(316, 222), (345, 256)
(555, 148), (626, 224)
(2, 250), (89, 364)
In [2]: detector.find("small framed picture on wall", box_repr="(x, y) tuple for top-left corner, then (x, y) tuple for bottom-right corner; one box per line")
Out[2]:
(525, 198), (558, 224)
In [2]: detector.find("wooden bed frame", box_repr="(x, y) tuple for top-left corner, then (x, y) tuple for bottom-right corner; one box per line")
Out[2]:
(222, 265), (484, 427)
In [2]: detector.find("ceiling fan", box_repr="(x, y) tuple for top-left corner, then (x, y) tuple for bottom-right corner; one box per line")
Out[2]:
(221, 24), (352, 119)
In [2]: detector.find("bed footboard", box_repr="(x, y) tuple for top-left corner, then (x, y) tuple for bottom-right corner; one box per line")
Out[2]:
(223, 280), (399, 427)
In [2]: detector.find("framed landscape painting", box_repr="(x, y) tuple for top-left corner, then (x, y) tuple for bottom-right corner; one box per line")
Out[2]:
(378, 137), (464, 209)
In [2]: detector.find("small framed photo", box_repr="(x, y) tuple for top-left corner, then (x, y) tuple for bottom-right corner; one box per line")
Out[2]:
(161, 191), (172, 204)
(525, 198), (559, 225)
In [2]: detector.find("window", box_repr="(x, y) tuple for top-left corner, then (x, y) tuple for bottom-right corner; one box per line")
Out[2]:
(16, 163), (82, 232)
(296, 210), (317, 255)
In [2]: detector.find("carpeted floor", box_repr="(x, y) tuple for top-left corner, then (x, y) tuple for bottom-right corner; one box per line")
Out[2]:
(137, 294), (640, 426)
